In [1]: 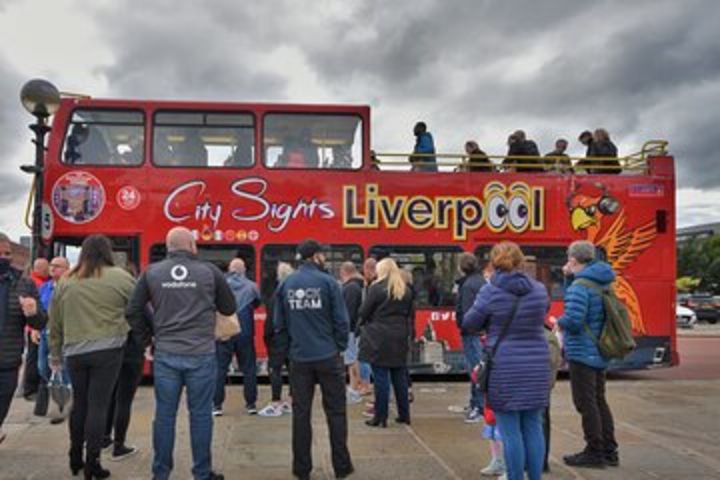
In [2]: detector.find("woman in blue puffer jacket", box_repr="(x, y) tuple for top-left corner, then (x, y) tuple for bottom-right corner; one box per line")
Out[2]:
(463, 242), (550, 480)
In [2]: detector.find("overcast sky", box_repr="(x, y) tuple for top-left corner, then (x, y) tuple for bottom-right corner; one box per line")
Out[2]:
(1, 0), (719, 241)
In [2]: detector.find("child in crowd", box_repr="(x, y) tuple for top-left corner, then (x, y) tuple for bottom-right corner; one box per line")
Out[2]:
(481, 403), (505, 476)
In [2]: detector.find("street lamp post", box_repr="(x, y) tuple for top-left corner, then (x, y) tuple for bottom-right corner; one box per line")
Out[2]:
(20, 79), (61, 261)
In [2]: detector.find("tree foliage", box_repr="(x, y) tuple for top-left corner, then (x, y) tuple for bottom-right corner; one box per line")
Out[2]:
(677, 235), (720, 293)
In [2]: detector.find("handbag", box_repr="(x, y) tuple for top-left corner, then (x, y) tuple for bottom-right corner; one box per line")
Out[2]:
(471, 296), (522, 393)
(47, 371), (72, 421)
(215, 312), (241, 341)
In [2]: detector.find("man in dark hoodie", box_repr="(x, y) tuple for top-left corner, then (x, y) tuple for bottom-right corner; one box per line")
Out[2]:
(0, 233), (46, 445)
(274, 239), (353, 480)
(558, 240), (619, 469)
(213, 258), (261, 416)
(454, 252), (486, 423)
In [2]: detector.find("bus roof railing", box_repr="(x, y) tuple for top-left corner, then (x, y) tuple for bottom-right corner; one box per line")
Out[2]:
(372, 140), (669, 172)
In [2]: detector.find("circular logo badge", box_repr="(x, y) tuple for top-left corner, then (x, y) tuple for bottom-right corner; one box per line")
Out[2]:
(170, 265), (189, 281)
(117, 185), (141, 211)
(51, 171), (106, 224)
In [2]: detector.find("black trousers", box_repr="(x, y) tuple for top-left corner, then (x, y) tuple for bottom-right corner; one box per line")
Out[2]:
(104, 359), (144, 447)
(67, 348), (123, 458)
(569, 361), (618, 454)
(290, 355), (353, 477)
(22, 333), (40, 396)
(0, 367), (19, 428)
(269, 357), (290, 402)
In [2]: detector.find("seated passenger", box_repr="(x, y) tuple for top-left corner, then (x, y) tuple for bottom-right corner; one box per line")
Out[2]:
(225, 129), (254, 167)
(120, 134), (144, 165)
(64, 124), (112, 164)
(409, 121), (437, 172)
(503, 130), (542, 172)
(544, 138), (572, 172)
(153, 132), (176, 166)
(463, 140), (493, 172)
(577, 128), (621, 174)
(330, 145), (352, 168)
(277, 133), (319, 168)
(175, 130), (208, 166)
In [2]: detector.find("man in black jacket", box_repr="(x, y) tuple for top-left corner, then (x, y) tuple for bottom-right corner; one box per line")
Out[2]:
(454, 253), (486, 424)
(339, 261), (364, 402)
(503, 130), (542, 172)
(274, 239), (353, 480)
(127, 227), (235, 480)
(0, 233), (46, 444)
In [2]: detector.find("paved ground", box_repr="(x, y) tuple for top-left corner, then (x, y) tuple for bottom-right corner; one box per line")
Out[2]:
(1, 336), (719, 480)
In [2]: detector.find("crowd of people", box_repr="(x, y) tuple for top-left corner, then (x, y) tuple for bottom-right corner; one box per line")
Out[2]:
(0, 229), (622, 480)
(406, 121), (622, 174)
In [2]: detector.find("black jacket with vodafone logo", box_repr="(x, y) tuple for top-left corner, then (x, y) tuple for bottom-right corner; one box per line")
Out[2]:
(127, 250), (236, 356)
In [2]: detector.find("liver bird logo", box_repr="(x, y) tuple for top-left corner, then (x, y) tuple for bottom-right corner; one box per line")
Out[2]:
(566, 182), (657, 335)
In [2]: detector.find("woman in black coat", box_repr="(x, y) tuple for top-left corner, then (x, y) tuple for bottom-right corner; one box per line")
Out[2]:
(358, 258), (414, 427)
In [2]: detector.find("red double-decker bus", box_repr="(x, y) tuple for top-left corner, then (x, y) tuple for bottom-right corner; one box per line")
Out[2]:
(33, 96), (677, 374)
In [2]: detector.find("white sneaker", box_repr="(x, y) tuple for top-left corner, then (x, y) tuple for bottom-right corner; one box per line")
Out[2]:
(480, 457), (506, 476)
(212, 407), (223, 417)
(258, 403), (283, 417)
(281, 401), (292, 414)
(346, 388), (363, 405)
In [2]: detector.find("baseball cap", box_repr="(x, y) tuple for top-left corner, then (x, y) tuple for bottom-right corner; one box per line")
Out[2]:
(297, 239), (327, 259)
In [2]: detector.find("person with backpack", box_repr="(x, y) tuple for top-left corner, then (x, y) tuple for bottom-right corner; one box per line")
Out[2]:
(557, 240), (619, 469)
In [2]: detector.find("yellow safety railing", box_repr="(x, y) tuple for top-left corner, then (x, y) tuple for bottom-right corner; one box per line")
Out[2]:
(372, 140), (669, 173)
(24, 177), (36, 230)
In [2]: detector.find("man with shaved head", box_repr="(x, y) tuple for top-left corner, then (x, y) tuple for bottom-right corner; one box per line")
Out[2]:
(127, 227), (235, 480)
(213, 257), (261, 417)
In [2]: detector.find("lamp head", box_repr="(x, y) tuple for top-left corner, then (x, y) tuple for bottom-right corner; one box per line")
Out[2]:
(20, 79), (60, 117)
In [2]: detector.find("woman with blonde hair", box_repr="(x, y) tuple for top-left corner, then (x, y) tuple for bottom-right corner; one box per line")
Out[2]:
(463, 242), (550, 480)
(358, 258), (414, 427)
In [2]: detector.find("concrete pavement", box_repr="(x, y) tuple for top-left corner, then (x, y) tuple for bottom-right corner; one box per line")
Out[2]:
(1, 337), (719, 479)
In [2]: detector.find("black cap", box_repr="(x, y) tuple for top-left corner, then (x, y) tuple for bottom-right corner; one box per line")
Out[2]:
(297, 239), (326, 260)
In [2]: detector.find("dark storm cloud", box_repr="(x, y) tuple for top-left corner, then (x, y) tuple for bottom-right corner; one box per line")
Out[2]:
(86, 0), (720, 189)
(0, 57), (32, 203)
(89, 2), (287, 100)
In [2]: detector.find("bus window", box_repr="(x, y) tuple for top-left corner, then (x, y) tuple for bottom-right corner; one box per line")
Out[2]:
(263, 114), (363, 170)
(369, 245), (462, 308)
(149, 244), (255, 280)
(53, 236), (140, 273)
(153, 112), (255, 168)
(260, 244), (363, 304)
(62, 110), (144, 166)
(474, 245), (567, 300)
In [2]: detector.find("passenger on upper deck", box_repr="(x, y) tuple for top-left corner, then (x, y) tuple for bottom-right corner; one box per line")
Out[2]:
(225, 129), (254, 167)
(463, 141), (493, 172)
(410, 122), (437, 172)
(64, 124), (112, 164)
(545, 138), (572, 173)
(174, 130), (208, 167)
(577, 129), (621, 174)
(503, 130), (542, 173)
(277, 131), (319, 168)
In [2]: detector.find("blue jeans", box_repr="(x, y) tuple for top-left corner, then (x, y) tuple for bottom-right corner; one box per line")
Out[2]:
(371, 365), (410, 421)
(214, 335), (257, 408)
(153, 352), (217, 480)
(495, 408), (545, 480)
(38, 329), (71, 385)
(461, 334), (483, 410)
(358, 361), (372, 382)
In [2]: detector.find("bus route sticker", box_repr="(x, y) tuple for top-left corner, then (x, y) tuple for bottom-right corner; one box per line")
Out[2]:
(51, 171), (106, 224)
(117, 185), (141, 211)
